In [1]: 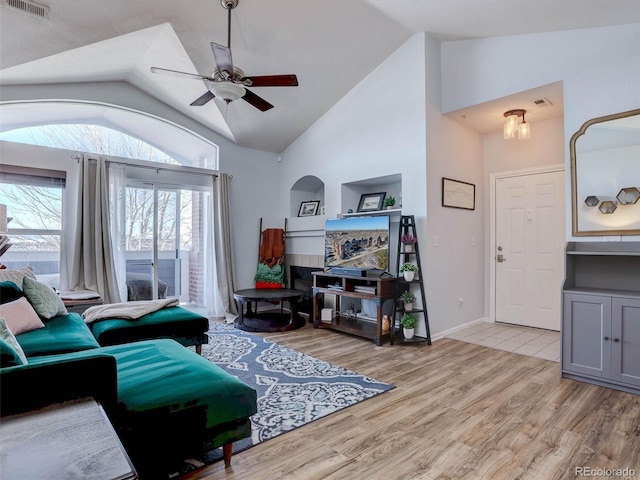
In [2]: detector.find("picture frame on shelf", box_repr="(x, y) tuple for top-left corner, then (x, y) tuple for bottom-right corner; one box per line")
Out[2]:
(357, 192), (386, 212)
(298, 200), (320, 217)
(442, 177), (475, 210)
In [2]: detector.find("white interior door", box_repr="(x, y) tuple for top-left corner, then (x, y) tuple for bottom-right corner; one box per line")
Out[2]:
(495, 170), (565, 331)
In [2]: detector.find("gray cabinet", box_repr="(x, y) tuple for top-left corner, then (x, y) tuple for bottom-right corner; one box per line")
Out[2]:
(563, 293), (611, 378)
(562, 242), (640, 395)
(612, 297), (640, 387)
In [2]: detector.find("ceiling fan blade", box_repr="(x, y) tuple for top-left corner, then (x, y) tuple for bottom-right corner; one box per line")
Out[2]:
(190, 91), (215, 106)
(243, 74), (299, 87)
(210, 42), (234, 75)
(150, 67), (212, 81)
(241, 89), (274, 112)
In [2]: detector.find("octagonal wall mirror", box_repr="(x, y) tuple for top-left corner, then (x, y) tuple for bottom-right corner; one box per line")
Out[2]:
(571, 108), (640, 236)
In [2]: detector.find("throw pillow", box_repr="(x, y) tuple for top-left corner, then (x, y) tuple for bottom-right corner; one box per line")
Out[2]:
(0, 281), (25, 305)
(0, 266), (37, 286)
(22, 276), (68, 320)
(0, 317), (27, 366)
(0, 297), (45, 335)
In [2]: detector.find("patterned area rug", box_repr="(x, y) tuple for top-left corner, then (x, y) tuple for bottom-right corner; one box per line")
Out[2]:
(170, 321), (394, 476)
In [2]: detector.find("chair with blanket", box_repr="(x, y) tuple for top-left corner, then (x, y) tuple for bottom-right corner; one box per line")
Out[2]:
(125, 272), (167, 301)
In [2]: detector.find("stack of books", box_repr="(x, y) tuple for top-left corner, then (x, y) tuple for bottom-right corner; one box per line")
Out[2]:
(327, 283), (344, 292)
(354, 285), (376, 295)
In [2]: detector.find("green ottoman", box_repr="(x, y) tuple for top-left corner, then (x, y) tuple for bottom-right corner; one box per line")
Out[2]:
(89, 306), (209, 354)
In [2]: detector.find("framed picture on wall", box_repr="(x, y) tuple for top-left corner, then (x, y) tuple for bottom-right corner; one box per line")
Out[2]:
(298, 200), (320, 217)
(442, 177), (475, 210)
(357, 192), (386, 212)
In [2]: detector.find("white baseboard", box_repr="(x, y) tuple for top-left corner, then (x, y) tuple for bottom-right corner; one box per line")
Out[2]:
(431, 317), (490, 342)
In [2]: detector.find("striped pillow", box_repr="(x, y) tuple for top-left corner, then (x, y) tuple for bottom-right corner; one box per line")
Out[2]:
(22, 276), (68, 320)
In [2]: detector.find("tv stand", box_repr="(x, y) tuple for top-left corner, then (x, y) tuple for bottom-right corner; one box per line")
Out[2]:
(312, 271), (396, 346)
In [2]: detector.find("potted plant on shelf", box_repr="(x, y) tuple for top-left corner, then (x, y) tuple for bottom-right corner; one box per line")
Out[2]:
(383, 196), (396, 210)
(401, 313), (418, 339)
(401, 233), (417, 252)
(399, 262), (418, 281)
(399, 290), (416, 310)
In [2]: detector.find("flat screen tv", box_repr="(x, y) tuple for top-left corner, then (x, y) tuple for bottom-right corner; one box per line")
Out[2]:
(324, 216), (390, 272)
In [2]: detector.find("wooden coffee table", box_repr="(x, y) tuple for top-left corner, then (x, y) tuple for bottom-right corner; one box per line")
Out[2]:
(233, 288), (305, 332)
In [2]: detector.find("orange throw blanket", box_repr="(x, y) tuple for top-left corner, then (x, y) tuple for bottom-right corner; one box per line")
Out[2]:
(259, 229), (284, 268)
(255, 228), (285, 288)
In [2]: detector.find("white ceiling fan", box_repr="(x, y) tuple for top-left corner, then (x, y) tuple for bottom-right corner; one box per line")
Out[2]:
(151, 0), (298, 111)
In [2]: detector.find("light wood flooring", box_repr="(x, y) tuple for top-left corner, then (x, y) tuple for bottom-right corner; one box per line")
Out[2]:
(180, 322), (640, 480)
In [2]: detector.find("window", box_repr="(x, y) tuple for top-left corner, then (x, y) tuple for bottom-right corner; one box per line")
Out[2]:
(0, 124), (181, 166)
(0, 165), (65, 284)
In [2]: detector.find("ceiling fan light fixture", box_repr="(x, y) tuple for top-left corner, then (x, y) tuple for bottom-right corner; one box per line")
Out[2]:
(211, 82), (246, 103)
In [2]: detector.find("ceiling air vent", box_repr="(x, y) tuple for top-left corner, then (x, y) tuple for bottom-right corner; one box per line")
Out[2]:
(2, 0), (50, 19)
(532, 97), (553, 107)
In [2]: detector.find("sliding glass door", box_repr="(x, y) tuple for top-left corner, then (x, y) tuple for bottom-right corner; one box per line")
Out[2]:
(121, 180), (205, 305)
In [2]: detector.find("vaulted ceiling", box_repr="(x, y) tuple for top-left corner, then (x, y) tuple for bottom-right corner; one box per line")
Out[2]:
(1, 0), (639, 153)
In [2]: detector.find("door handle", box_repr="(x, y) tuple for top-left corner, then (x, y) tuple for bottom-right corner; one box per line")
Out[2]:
(496, 254), (506, 263)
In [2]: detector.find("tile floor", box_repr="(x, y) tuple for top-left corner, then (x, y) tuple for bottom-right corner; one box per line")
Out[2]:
(445, 321), (561, 362)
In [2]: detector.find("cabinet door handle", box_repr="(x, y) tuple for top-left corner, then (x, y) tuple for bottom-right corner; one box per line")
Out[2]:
(614, 338), (620, 342)
(604, 336), (610, 341)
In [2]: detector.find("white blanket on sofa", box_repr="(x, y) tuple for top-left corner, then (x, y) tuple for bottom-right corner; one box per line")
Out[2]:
(82, 297), (179, 324)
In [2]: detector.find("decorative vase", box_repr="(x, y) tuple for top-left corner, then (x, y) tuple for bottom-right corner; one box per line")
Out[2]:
(386, 205), (393, 210)
(403, 244), (414, 253)
(403, 271), (415, 281)
(403, 327), (415, 340)
(404, 302), (413, 311)
(382, 315), (391, 332)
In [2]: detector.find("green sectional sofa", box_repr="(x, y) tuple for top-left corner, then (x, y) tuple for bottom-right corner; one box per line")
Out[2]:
(0, 279), (257, 477)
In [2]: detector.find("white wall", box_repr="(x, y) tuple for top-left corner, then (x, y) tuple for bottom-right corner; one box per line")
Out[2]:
(279, 24), (640, 336)
(424, 33), (485, 336)
(280, 33), (489, 338)
(425, 110), (485, 335)
(483, 116), (565, 175)
(442, 23), (640, 241)
(280, 33), (427, 223)
(218, 144), (281, 289)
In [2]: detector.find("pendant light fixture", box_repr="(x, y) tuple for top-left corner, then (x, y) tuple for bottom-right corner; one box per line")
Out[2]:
(503, 109), (530, 140)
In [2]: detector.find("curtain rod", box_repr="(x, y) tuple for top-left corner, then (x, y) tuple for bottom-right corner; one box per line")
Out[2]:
(71, 155), (232, 179)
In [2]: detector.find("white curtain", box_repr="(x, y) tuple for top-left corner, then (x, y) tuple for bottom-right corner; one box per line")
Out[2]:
(205, 173), (237, 321)
(107, 163), (127, 302)
(68, 156), (122, 303)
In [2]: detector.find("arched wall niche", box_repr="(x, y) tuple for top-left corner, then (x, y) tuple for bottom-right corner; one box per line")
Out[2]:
(290, 175), (325, 217)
